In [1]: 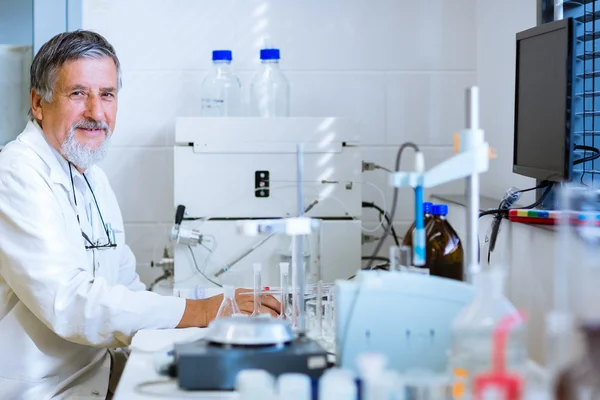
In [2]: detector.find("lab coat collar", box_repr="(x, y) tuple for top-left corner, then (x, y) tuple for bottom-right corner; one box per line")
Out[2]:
(17, 120), (101, 191)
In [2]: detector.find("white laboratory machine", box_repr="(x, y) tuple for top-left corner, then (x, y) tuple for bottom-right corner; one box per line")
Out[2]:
(171, 117), (363, 293)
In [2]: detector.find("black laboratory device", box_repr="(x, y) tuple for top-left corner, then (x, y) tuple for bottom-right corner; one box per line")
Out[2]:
(173, 317), (330, 391)
(513, 17), (576, 182)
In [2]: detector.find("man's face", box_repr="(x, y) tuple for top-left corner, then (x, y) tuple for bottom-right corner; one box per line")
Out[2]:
(31, 57), (118, 168)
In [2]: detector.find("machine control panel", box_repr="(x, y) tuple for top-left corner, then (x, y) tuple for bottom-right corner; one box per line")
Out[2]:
(255, 170), (270, 198)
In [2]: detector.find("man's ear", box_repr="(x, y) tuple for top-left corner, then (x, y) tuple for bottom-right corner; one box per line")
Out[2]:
(30, 89), (44, 121)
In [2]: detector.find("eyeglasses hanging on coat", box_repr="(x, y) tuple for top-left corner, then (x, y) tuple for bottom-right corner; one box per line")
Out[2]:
(69, 163), (117, 250)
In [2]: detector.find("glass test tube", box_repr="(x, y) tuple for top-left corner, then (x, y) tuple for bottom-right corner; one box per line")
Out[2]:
(251, 263), (262, 317)
(316, 280), (323, 337)
(390, 245), (412, 271)
(279, 262), (289, 320)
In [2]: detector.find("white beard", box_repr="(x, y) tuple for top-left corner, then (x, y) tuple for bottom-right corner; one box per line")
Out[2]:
(61, 122), (111, 171)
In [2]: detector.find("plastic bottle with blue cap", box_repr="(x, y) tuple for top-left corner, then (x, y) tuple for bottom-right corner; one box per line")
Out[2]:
(249, 48), (290, 117)
(200, 50), (242, 116)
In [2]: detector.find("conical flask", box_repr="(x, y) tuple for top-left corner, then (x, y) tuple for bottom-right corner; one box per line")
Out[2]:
(216, 285), (241, 318)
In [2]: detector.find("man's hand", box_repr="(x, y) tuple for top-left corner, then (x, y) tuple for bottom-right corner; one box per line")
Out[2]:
(176, 289), (281, 328)
(233, 288), (281, 317)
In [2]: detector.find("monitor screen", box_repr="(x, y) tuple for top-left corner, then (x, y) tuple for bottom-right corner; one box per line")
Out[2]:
(513, 18), (574, 182)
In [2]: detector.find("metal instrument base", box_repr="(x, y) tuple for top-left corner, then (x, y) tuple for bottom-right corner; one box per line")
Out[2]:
(175, 336), (329, 390)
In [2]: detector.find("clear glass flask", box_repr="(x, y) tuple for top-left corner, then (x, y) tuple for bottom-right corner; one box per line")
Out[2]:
(450, 267), (527, 399)
(216, 284), (241, 318)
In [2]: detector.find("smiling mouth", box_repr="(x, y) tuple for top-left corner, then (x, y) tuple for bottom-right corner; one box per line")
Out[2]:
(77, 127), (106, 135)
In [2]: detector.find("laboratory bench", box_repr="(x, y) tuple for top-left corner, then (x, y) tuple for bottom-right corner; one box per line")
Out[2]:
(116, 193), (557, 399)
(114, 328), (238, 399)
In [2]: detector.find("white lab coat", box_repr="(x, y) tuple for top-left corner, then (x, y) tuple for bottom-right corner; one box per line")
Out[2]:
(0, 121), (186, 399)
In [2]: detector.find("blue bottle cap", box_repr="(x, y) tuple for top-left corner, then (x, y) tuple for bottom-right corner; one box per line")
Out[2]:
(260, 48), (280, 60)
(423, 202), (433, 214)
(212, 50), (232, 61)
(432, 204), (449, 216)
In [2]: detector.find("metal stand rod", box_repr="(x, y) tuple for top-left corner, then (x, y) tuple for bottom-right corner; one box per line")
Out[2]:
(465, 87), (480, 280)
(295, 143), (306, 335)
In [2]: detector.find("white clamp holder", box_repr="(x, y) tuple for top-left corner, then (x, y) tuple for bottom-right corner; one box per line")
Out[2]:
(236, 217), (321, 237)
(388, 130), (489, 190)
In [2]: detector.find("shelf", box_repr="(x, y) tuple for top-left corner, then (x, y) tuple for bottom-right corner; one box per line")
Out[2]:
(576, 90), (600, 97)
(574, 130), (600, 136)
(576, 110), (600, 116)
(577, 49), (600, 60)
(578, 31), (600, 41)
(573, 169), (600, 174)
(577, 70), (600, 79)
(576, 10), (600, 22)
(565, 0), (595, 6)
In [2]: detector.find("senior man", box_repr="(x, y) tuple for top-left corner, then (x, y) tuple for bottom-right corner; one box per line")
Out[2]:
(0, 30), (280, 400)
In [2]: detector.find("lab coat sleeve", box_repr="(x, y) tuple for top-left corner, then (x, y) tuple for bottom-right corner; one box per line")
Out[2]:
(0, 162), (186, 347)
(118, 244), (146, 291)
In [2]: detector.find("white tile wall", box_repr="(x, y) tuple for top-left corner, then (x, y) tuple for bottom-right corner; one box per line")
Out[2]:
(83, 0), (477, 285)
(476, 0), (538, 203)
(386, 72), (477, 145)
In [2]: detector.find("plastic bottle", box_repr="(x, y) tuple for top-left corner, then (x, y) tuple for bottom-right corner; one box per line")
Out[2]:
(450, 268), (528, 400)
(472, 312), (525, 400)
(401, 201), (433, 249)
(318, 368), (357, 400)
(236, 369), (276, 400)
(200, 50), (242, 117)
(249, 48), (290, 117)
(216, 284), (241, 318)
(277, 373), (311, 400)
(426, 204), (464, 281)
(555, 323), (600, 400)
(356, 353), (392, 400)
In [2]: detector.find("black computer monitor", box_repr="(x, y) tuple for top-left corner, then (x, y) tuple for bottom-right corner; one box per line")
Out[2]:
(513, 18), (575, 182)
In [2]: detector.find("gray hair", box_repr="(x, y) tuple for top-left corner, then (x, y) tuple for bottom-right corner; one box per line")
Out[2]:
(28, 30), (122, 120)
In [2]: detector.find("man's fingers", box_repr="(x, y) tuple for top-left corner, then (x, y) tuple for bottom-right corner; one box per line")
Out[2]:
(261, 295), (281, 314)
(260, 306), (279, 318)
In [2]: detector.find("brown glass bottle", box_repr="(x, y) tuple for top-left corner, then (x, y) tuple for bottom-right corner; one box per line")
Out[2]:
(556, 324), (600, 400)
(402, 202), (434, 248)
(427, 204), (464, 281)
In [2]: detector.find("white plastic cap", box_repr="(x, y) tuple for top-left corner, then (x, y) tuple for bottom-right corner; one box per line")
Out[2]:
(319, 368), (357, 399)
(277, 373), (311, 400)
(279, 262), (290, 273)
(236, 369), (275, 399)
(356, 352), (387, 378)
(415, 152), (425, 173)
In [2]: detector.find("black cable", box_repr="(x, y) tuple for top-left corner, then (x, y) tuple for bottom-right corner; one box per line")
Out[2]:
(188, 245), (222, 287)
(479, 181), (554, 263)
(362, 201), (400, 246)
(573, 145), (600, 165)
(361, 256), (390, 263)
(347, 263), (389, 280)
(479, 182), (554, 218)
(339, 142), (420, 366)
